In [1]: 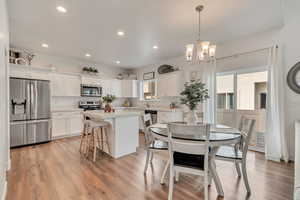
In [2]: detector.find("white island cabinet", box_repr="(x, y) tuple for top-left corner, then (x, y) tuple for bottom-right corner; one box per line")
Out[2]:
(86, 111), (140, 159)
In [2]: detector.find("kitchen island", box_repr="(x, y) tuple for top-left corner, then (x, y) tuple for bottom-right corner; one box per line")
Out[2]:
(85, 110), (141, 159)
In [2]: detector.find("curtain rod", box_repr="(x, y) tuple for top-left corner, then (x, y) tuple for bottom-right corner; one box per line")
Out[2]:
(216, 45), (277, 61)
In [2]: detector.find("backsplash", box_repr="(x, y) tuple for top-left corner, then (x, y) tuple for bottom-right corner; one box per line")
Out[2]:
(52, 97), (129, 110)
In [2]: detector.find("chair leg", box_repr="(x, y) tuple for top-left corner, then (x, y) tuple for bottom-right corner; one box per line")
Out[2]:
(204, 171), (208, 200)
(93, 129), (97, 162)
(160, 160), (170, 185)
(168, 167), (174, 200)
(144, 149), (150, 174)
(150, 152), (154, 164)
(235, 161), (242, 177)
(79, 133), (84, 153)
(175, 171), (179, 182)
(104, 127), (111, 154)
(242, 159), (251, 195)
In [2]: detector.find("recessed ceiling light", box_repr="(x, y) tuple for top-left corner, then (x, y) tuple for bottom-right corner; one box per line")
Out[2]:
(153, 45), (158, 49)
(117, 31), (125, 36)
(85, 53), (91, 57)
(42, 43), (49, 48)
(116, 61), (120, 64)
(56, 6), (67, 13)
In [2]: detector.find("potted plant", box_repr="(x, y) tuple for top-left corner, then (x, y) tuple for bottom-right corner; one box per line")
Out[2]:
(102, 94), (116, 112)
(180, 80), (209, 124)
(82, 66), (99, 74)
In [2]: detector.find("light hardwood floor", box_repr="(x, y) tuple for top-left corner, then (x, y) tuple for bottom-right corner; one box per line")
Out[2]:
(7, 134), (294, 200)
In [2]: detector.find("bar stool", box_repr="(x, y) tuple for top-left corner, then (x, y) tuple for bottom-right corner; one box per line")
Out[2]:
(89, 120), (111, 162)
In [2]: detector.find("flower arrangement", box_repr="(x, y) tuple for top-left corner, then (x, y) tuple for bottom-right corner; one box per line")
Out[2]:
(102, 94), (116, 104)
(180, 80), (209, 110)
(102, 94), (116, 112)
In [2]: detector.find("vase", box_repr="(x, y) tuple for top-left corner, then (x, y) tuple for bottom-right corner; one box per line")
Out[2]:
(186, 110), (198, 125)
(104, 103), (112, 112)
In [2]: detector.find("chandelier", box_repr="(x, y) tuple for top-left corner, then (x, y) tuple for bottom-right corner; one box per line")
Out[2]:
(186, 5), (216, 62)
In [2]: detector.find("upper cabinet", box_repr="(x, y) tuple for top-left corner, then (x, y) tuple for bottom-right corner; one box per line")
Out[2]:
(51, 74), (81, 97)
(81, 76), (101, 85)
(101, 79), (138, 98)
(157, 71), (183, 97)
(121, 80), (138, 98)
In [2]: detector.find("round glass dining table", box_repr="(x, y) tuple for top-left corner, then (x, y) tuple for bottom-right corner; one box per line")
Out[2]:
(149, 123), (241, 197)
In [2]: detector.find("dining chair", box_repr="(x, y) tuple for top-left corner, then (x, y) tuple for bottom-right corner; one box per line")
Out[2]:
(167, 122), (211, 200)
(142, 114), (168, 174)
(215, 116), (255, 196)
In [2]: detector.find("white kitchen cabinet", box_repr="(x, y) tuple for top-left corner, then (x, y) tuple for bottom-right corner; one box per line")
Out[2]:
(69, 114), (83, 135)
(157, 71), (183, 97)
(9, 63), (54, 80)
(52, 111), (83, 139)
(101, 79), (137, 98)
(51, 74), (81, 97)
(52, 118), (68, 138)
(157, 111), (183, 123)
(121, 80), (138, 97)
(111, 80), (122, 97)
(81, 76), (101, 85)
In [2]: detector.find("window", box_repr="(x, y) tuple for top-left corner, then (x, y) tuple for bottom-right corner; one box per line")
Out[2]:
(237, 71), (268, 110)
(141, 79), (157, 100)
(216, 74), (234, 110)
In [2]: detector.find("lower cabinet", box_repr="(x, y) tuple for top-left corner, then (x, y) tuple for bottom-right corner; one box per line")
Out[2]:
(52, 111), (83, 139)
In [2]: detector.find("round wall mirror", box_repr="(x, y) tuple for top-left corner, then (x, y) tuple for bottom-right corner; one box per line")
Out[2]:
(287, 62), (300, 94)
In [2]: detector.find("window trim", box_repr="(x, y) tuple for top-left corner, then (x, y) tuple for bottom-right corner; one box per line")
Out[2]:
(140, 79), (158, 101)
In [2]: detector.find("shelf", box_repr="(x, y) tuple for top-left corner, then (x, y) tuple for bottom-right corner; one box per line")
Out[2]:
(9, 63), (56, 72)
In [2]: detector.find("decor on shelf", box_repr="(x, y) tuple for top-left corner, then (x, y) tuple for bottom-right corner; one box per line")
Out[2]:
(9, 48), (35, 65)
(82, 66), (99, 74)
(186, 5), (216, 62)
(143, 71), (155, 80)
(287, 61), (300, 94)
(180, 80), (209, 124)
(116, 73), (124, 80)
(102, 94), (116, 112)
(23, 50), (35, 65)
(157, 64), (179, 74)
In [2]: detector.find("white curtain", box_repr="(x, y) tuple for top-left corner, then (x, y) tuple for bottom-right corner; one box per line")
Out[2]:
(266, 45), (289, 162)
(202, 60), (216, 124)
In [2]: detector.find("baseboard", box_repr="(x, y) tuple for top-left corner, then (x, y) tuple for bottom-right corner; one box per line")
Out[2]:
(1, 181), (7, 200)
(266, 156), (281, 162)
(52, 133), (81, 140)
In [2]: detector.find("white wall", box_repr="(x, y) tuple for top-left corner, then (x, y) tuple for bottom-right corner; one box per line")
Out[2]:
(0, 0), (9, 199)
(281, 1), (300, 160)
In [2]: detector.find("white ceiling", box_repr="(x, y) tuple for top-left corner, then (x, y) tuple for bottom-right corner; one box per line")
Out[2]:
(8, 0), (283, 68)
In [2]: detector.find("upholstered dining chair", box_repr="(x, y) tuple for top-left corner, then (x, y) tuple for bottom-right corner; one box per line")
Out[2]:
(142, 114), (168, 174)
(215, 116), (255, 196)
(167, 122), (211, 200)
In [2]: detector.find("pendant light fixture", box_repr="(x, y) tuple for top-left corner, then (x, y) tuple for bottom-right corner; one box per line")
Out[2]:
(186, 5), (216, 62)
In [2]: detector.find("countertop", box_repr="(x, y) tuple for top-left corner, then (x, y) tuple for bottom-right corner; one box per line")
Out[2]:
(85, 110), (141, 119)
(51, 108), (84, 113)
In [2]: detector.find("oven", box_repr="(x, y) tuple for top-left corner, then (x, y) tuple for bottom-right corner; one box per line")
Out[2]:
(81, 84), (102, 97)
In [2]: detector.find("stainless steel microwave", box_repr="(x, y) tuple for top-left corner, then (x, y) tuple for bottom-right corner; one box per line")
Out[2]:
(81, 84), (102, 97)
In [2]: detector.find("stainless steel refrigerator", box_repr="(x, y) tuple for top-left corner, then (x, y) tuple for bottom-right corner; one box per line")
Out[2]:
(10, 77), (51, 147)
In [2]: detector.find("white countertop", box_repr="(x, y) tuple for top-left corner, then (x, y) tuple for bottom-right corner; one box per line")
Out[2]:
(85, 110), (141, 119)
(52, 108), (84, 113)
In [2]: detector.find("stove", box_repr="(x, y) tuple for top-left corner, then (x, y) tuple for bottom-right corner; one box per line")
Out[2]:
(79, 100), (102, 111)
